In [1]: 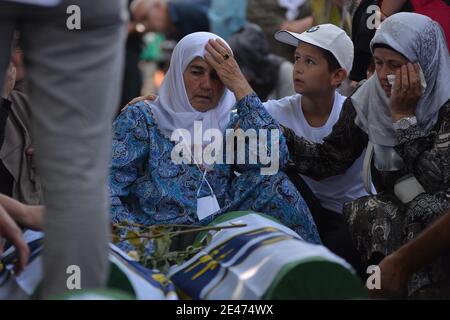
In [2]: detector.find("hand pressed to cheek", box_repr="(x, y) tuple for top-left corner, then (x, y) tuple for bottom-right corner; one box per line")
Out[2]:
(373, 47), (409, 98)
(389, 62), (423, 121)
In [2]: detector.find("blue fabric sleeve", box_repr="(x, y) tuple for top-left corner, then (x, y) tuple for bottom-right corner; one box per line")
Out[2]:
(109, 103), (151, 223)
(232, 93), (289, 174)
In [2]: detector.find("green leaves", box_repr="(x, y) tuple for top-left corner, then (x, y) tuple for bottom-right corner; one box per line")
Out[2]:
(111, 221), (246, 274)
(152, 226), (171, 258)
(125, 230), (142, 247)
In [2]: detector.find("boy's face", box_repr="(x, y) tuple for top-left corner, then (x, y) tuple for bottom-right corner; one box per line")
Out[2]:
(293, 42), (336, 96)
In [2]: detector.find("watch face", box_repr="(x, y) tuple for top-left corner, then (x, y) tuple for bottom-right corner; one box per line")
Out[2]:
(394, 117), (416, 130)
(399, 118), (410, 130)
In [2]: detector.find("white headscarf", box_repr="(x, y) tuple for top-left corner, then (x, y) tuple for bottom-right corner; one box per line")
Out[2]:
(351, 12), (450, 171)
(150, 32), (236, 140)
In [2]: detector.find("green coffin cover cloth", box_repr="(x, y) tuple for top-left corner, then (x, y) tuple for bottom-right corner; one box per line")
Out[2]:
(168, 211), (367, 300)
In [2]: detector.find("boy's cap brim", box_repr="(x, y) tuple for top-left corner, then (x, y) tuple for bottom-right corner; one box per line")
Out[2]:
(275, 30), (324, 50)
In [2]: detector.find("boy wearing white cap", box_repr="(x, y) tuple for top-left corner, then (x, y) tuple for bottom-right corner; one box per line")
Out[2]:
(263, 24), (370, 270)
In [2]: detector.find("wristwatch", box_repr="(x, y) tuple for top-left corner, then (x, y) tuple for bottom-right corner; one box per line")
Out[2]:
(393, 116), (417, 130)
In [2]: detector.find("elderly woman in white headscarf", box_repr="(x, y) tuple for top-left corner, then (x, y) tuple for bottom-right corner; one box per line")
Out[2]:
(281, 12), (450, 298)
(109, 32), (320, 255)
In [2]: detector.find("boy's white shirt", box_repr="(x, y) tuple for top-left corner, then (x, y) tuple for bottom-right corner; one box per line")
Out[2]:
(263, 92), (370, 214)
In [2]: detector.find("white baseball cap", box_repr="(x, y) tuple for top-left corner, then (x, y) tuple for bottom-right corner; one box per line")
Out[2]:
(275, 24), (354, 73)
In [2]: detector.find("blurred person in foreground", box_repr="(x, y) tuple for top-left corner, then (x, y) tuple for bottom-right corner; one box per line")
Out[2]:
(0, 0), (127, 298)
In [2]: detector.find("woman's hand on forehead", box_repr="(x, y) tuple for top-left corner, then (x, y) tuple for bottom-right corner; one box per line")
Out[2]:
(204, 39), (254, 101)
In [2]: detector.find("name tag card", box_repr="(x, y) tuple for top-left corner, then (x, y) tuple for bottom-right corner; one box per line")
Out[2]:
(197, 194), (220, 221)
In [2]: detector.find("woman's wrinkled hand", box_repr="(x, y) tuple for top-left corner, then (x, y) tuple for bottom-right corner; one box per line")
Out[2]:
(204, 39), (254, 101)
(389, 63), (423, 122)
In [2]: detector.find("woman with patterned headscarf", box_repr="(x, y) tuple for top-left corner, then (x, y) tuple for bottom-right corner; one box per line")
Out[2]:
(281, 12), (450, 298)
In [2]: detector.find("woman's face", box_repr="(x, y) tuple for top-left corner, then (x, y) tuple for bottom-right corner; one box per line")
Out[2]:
(373, 47), (409, 97)
(183, 57), (225, 112)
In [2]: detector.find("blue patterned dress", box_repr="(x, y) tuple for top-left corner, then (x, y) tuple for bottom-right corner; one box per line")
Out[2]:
(109, 93), (320, 252)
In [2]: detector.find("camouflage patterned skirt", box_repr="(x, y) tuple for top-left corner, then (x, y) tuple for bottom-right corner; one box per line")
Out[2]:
(344, 191), (450, 299)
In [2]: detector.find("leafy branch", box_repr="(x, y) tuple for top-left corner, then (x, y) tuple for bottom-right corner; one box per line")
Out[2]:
(111, 221), (246, 273)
